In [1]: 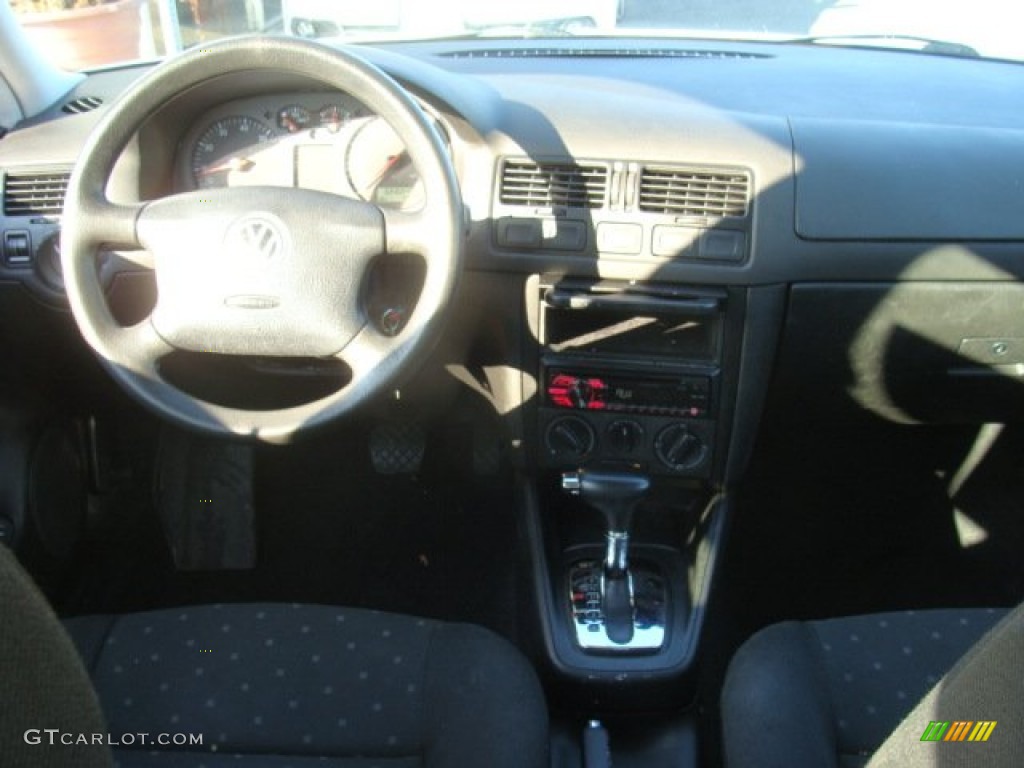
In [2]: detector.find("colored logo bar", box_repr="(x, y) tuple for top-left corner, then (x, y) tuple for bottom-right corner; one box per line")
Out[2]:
(920, 721), (997, 742)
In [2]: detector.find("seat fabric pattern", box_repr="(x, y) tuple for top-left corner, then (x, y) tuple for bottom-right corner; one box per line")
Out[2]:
(721, 607), (1007, 768)
(64, 603), (548, 768)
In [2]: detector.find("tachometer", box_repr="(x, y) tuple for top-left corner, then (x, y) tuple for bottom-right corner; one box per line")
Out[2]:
(191, 115), (275, 188)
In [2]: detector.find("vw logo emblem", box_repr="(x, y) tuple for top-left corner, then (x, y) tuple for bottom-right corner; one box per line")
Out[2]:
(224, 213), (289, 264)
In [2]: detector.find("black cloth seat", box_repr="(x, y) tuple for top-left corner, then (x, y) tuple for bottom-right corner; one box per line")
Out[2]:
(721, 607), (1015, 768)
(63, 604), (548, 767)
(0, 544), (548, 768)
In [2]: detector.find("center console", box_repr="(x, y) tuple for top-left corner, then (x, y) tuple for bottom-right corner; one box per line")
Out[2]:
(521, 274), (741, 709)
(536, 277), (725, 479)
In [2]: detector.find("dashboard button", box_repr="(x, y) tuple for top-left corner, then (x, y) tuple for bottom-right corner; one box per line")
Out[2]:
(3, 230), (31, 267)
(652, 225), (700, 259)
(597, 222), (642, 255)
(497, 217), (586, 251)
(699, 230), (746, 262)
(497, 217), (542, 248)
(542, 219), (586, 251)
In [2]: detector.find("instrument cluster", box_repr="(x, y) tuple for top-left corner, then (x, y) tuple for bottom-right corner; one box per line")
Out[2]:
(180, 92), (429, 211)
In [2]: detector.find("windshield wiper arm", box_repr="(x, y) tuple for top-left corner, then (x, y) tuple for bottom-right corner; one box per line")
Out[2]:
(790, 34), (979, 59)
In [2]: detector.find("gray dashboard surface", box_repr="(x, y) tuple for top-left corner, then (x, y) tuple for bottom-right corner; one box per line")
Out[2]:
(792, 119), (1024, 242)
(361, 40), (1024, 248)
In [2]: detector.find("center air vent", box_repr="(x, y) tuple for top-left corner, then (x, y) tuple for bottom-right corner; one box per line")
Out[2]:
(500, 159), (608, 209)
(3, 169), (72, 216)
(638, 166), (750, 218)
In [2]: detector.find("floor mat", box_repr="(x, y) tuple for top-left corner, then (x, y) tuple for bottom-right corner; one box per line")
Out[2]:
(155, 427), (256, 571)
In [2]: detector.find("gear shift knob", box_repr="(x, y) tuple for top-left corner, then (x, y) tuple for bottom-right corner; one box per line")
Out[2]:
(561, 469), (650, 574)
(561, 469), (650, 524)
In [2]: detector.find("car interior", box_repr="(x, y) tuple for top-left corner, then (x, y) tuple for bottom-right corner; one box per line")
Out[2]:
(1, 1), (1023, 766)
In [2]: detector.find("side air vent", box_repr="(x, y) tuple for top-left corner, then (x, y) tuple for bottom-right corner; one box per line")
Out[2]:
(500, 159), (608, 209)
(638, 166), (750, 218)
(3, 169), (72, 216)
(62, 96), (104, 114)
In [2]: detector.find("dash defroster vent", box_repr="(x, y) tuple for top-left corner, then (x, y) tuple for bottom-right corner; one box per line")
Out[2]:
(62, 96), (104, 114)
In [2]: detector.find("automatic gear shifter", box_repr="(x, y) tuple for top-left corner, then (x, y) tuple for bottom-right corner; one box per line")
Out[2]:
(562, 469), (650, 645)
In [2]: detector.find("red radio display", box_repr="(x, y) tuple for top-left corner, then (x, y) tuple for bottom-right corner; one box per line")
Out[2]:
(546, 371), (710, 417)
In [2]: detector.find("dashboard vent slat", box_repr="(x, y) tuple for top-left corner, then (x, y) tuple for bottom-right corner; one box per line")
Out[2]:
(62, 96), (104, 114)
(3, 170), (72, 216)
(500, 160), (608, 209)
(638, 167), (750, 218)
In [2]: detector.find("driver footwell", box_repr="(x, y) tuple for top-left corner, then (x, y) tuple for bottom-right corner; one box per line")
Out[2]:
(56, 413), (521, 643)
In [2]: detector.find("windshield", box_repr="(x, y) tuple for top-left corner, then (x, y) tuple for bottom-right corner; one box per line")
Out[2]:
(8, 0), (1024, 71)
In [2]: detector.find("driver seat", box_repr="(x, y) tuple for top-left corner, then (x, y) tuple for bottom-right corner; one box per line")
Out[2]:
(0, 544), (549, 767)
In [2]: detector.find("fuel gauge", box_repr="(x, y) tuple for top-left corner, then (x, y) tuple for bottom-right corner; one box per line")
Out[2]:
(277, 104), (312, 133)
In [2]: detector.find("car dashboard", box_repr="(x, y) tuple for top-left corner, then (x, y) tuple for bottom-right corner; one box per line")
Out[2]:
(2, 32), (1024, 758)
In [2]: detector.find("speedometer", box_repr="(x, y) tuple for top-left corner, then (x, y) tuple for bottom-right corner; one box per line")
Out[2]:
(191, 116), (275, 188)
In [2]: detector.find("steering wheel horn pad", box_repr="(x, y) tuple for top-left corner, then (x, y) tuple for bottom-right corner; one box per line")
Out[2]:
(138, 187), (383, 357)
(61, 37), (463, 441)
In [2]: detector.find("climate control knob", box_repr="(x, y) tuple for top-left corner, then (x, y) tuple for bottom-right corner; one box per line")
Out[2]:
(545, 416), (596, 461)
(654, 423), (707, 471)
(606, 420), (644, 455)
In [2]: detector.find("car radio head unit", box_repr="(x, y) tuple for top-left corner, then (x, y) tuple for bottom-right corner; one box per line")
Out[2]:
(534, 280), (726, 478)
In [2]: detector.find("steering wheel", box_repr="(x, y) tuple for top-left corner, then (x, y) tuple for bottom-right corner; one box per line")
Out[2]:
(61, 37), (463, 442)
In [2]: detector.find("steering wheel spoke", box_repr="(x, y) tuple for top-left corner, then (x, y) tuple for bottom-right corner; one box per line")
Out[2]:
(111, 320), (175, 376)
(334, 326), (388, 378)
(70, 200), (145, 251)
(383, 208), (431, 255)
